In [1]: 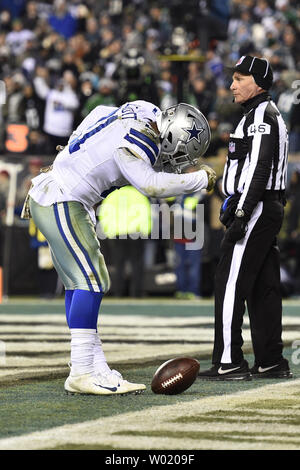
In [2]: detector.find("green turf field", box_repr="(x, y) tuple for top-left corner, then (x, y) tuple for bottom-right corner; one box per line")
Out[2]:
(0, 297), (299, 450)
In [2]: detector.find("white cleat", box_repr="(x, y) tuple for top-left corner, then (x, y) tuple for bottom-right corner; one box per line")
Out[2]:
(106, 369), (146, 395)
(64, 369), (146, 396)
(64, 373), (119, 395)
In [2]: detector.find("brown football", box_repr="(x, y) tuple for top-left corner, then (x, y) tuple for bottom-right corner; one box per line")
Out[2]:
(151, 357), (200, 395)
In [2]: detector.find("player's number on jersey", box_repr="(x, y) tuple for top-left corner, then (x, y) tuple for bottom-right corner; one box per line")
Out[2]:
(69, 111), (118, 154)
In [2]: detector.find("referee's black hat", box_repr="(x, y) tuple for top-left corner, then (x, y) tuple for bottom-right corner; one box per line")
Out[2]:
(227, 55), (273, 90)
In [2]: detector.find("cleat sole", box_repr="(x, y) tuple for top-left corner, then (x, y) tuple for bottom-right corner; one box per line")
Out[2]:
(252, 371), (293, 379)
(65, 388), (146, 396)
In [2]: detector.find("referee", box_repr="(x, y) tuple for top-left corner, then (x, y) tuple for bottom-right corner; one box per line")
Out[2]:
(198, 55), (292, 381)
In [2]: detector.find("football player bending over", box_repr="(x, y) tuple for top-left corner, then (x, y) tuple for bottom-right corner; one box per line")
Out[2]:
(22, 101), (215, 395)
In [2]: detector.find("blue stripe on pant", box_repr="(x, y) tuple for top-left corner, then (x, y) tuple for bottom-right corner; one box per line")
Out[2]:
(62, 202), (103, 291)
(53, 202), (96, 292)
(29, 197), (111, 293)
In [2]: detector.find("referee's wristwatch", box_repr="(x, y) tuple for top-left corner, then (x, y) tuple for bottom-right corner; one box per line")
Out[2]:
(235, 208), (245, 218)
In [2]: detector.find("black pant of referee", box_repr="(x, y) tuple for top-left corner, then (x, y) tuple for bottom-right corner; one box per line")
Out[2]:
(199, 193), (292, 380)
(214, 196), (283, 366)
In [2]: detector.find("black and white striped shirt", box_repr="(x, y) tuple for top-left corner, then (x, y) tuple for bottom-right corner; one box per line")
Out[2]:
(222, 92), (289, 216)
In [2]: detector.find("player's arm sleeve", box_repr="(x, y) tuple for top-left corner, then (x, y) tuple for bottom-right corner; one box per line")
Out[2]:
(237, 114), (276, 218)
(114, 148), (208, 198)
(119, 124), (161, 166)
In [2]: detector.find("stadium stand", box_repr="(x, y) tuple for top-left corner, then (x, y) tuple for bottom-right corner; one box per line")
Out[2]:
(0, 0), (299, 297)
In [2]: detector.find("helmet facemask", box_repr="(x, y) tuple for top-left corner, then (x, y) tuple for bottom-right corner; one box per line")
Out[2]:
(155, 103), (211, 174)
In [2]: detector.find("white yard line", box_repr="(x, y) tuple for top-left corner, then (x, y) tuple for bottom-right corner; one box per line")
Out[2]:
(0, 379), (299, 450)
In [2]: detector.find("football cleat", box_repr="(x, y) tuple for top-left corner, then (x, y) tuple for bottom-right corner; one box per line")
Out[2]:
(64, 372), (118, 395)
(64, 369), (146, 395)
(103, 369), (146, 395)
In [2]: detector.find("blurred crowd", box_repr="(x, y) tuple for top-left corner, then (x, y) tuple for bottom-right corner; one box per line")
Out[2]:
(0, 0), (300, 297)
(0, 0), (299, 154)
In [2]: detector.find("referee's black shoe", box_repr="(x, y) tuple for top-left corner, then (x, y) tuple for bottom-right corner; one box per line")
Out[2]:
(250, 358), (293, 379)
(197, 359), (252, 381)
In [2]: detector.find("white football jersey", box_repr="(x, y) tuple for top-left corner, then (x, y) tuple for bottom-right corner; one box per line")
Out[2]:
(29, 100), (208, 223)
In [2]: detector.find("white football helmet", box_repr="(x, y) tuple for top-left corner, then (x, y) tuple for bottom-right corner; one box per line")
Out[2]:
(156, 103), (211, 173)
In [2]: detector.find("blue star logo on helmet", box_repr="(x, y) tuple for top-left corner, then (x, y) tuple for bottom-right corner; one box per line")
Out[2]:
(183, 122), (204, 143)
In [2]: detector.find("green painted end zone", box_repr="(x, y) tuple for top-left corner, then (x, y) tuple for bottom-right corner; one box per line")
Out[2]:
(0, 349), (299, 442)
(0, 298), (299, 449)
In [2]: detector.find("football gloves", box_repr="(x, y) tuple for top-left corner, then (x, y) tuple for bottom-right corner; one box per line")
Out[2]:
(199, 164), (217, 192)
